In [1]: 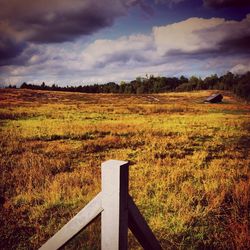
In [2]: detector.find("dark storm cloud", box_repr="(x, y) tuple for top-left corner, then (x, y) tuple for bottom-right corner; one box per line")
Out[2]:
(218, 35), (250, 54)
(0, 0), (150, 65)
(203, 0), (250, 8)
(154, 0), (185, 5)
(0, 37), (26, 66)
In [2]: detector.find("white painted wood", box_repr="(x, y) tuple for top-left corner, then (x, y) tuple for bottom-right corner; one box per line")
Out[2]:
(101, 160), (129, 250)
(128, 195), (163, 250)
(39, 192), (103, 250)
(39, 159), (163, 250)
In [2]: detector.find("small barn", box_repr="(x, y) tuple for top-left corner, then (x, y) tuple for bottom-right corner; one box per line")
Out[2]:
(205, 93), (223, 103)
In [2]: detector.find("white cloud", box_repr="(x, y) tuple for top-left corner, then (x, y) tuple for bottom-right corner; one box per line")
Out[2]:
(153, 17), (224, 55)
(153, 14), (250, 55)
(230, 63), (250, 75)
(81, 34), (155, 68)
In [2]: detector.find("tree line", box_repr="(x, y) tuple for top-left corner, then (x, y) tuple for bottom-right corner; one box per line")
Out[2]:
(8, 71), (250, 100)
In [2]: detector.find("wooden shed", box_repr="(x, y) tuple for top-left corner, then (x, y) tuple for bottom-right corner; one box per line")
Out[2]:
(205, 93), (223, 103)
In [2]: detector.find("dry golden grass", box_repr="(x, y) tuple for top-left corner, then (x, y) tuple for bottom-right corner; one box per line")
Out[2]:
(0, 89), (249, 249)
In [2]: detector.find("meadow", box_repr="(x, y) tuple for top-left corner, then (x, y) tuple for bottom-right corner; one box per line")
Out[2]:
(0, 89), (249, 249)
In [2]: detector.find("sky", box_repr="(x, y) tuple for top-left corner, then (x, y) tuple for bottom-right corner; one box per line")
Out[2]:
(0, 0), (250, 86)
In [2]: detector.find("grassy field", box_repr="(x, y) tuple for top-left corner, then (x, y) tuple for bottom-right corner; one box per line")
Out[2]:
(0, 89), (249, 249)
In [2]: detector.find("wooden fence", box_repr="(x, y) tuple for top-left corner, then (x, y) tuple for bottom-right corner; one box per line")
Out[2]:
(39, 160), (163, 250)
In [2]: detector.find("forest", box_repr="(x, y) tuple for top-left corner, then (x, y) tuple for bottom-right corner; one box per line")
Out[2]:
(7, 71), (250, 101)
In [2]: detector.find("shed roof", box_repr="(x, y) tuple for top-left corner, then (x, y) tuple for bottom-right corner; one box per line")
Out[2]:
(205, 93), (223, 103)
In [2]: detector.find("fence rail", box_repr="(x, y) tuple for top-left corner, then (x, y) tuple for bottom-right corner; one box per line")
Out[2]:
(39, 160), (162, 250)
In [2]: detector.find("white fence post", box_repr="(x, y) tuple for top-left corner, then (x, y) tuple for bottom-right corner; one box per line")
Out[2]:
(39, 160), (163, 250)
(101, 160), (129, 250)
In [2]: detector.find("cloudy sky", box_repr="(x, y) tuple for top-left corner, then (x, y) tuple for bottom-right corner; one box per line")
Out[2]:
(0, 0), (250, 86)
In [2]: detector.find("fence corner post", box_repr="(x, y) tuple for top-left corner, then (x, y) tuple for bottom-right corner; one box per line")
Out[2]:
(101, 160), (129, 250)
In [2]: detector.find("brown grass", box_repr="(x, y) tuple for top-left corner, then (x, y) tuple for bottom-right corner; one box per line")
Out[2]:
(0, 89), (249, 249)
